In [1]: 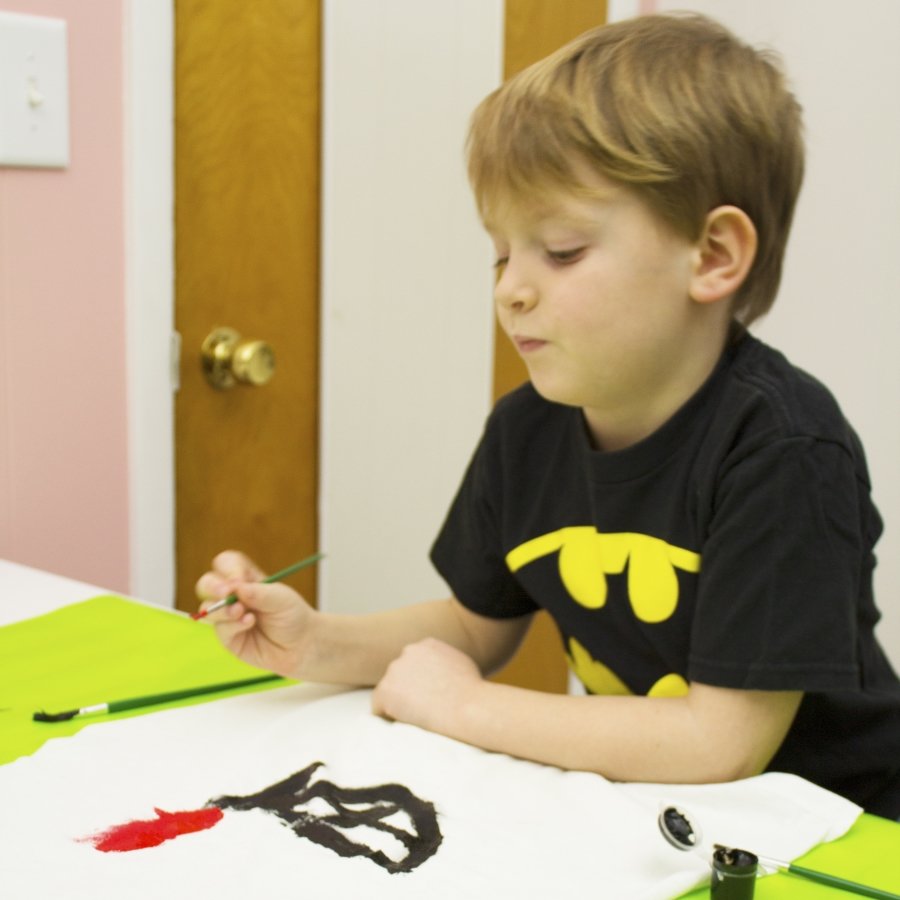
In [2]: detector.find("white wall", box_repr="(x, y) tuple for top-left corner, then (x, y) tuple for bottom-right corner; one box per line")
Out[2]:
(646, 0), (900, 665)
(319, 0), (503, 613)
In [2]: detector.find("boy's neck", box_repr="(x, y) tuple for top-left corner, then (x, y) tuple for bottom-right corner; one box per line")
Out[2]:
(581, 320), (737, 453)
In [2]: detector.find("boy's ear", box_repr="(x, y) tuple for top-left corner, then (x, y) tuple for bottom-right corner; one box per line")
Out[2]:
(689, 206), (758, 305)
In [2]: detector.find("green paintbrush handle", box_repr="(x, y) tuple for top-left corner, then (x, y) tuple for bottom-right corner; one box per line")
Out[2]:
(106, 674), (283, 713)
(789, 863), (900, 900)
(196, 552), (325, 619)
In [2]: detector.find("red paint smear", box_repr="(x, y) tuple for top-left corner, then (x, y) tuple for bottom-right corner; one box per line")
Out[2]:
(85, 807), (224, 852)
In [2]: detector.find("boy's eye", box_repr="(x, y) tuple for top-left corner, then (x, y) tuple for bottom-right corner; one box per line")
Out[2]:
(493, 257), (509, 274)
(547, 247), (586, 264)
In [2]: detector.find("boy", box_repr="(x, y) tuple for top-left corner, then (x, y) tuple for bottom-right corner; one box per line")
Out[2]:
(197, 14), (900, 818)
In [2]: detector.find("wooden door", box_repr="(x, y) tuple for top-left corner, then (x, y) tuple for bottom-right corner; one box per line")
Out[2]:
(174, 0), (321, 611)
(173, 0), (606, 691)
(489, 0), (608, 693)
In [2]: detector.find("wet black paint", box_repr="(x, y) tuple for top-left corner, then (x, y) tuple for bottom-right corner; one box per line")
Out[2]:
(662, 806), (696, 847)
(208, 761), (442, 874)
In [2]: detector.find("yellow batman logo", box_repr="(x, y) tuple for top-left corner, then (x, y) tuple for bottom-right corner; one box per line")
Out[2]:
(506, 526), (700, 624)
(568, 637), (689, 698)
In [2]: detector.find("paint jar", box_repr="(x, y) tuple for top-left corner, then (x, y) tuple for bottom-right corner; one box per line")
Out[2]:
(710, 845), (758, 899)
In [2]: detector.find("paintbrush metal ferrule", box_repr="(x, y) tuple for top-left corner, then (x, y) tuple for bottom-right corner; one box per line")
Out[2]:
(194, 595), (234, 619)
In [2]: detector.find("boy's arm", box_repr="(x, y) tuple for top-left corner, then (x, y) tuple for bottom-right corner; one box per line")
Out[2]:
(304, 598), (532, 685)
(372, 637), (803, 784)
(198, 552), (531, 685)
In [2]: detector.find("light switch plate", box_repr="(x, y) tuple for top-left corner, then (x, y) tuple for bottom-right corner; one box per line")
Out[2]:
(0, 11), (69, 168)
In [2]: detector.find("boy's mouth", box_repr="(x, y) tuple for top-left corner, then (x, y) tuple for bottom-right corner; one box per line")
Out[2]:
(513, 335), (548, 353)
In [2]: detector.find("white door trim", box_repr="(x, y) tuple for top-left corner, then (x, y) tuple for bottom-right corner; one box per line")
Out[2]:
(124, 0), (175, 606)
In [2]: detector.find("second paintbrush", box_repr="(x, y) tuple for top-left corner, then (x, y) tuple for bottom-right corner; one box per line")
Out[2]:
(191, 552), (324, 620)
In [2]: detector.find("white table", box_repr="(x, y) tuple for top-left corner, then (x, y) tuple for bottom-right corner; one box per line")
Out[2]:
(0, 559), (109, 626)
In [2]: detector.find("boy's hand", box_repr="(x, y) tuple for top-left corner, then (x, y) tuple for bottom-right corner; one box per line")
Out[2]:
(195, 550), (315, 678)
(196, 549), (268, 593)
(371, 638), (482, 734)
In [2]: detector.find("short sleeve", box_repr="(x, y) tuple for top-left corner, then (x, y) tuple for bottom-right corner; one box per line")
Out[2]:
(430, 417), (540, 619)
(689, 437), (866, 691)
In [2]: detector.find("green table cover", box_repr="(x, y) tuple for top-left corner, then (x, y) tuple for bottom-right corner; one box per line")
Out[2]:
(0, 595), (289, 765)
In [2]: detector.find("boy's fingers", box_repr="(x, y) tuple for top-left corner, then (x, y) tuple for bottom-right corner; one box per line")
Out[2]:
(211, 550), (266, 583)
(213, 609), (257, 642)
(196, 551), (268, 603)
(194, 571), (220, 602)
(233, 581), (296, 613)
(195, 572), (240, 602)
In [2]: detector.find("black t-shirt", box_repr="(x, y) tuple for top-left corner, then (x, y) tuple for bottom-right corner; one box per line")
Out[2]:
(431, 332), (900, 817)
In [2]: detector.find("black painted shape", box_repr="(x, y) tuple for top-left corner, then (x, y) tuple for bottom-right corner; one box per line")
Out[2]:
(209, 761), (442, 874)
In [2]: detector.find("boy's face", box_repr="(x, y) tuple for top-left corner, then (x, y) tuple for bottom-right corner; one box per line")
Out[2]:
(486, 175), (718, 449)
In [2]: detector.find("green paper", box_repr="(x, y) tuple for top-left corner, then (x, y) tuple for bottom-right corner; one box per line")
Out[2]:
(0, 595), (291, 765)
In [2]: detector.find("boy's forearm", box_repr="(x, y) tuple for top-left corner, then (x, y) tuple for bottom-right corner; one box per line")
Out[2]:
(435, 679), (800, 784)
(299, 598), (512, 686)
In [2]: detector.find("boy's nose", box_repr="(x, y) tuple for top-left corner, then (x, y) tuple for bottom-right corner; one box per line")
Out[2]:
(494, 263), (539, 313)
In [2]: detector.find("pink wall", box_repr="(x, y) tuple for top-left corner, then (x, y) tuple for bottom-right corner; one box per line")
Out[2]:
(0, 0), (130, 590)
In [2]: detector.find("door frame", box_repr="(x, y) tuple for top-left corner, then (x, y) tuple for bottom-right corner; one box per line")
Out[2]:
(124, 0), (175, 607)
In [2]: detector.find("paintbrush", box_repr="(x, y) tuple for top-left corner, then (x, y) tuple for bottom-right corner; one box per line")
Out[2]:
(191, 552), (324, 620)
(713, 845), (900, 900)
(754, 852), (900, 900)
(33, 673), (284, 722)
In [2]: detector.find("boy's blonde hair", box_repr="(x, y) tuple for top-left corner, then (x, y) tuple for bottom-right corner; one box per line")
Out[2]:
(467, 14), (804, 325)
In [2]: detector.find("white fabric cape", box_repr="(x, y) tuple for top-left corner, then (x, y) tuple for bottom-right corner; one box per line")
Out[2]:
(0, 685), (860, 899)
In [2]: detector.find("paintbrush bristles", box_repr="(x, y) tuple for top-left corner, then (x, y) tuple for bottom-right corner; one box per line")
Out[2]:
(34, 702), (108, 722)
(33, 709), (80, 722)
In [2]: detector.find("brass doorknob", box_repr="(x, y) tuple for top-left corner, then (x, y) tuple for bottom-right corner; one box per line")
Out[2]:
(201, 327), (276, 390)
